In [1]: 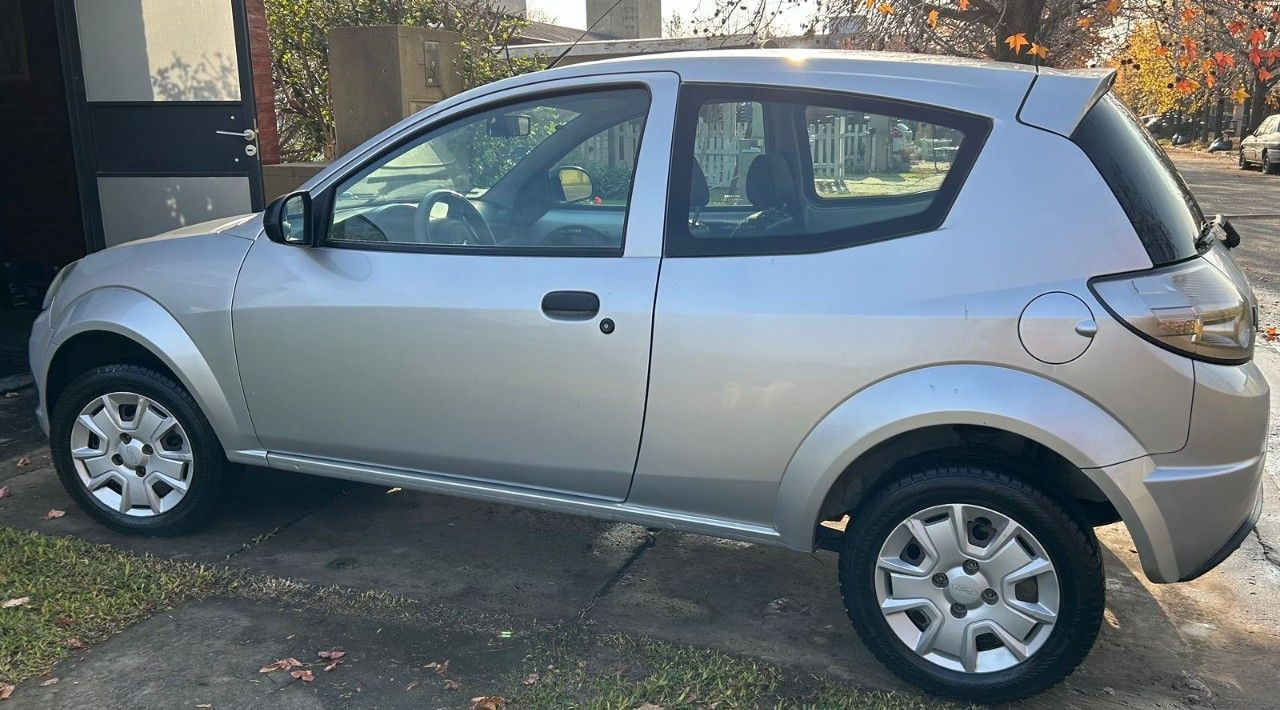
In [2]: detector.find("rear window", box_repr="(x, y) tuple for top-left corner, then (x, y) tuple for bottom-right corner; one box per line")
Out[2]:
(1071, 93), (1204, 264)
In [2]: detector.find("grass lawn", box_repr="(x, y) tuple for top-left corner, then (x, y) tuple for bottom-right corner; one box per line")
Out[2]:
(0, 527), (227, 688)
(1, 526), (952, 708)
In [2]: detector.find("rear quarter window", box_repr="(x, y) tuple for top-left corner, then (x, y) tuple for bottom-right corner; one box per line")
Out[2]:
(1071, 93), (1204, 265)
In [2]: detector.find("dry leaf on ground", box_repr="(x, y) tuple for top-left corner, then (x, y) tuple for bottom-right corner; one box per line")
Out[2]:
(15, 456), (30, 468)
(521, 673), (540, 686)
(0, 683), (13, 701)
(635, 704), (665, 710)
(38, 678), (57, 687)
(2, 597), (29, 609)
(41, 509), (65, 520)
(317, 650), (345, 660)
(323, 659), (342, 672)
(424, 660), (450, 675)
(0, 485), (10, 499)
(444, 679), (460, 690)
(470, 697), (508, 710)
(65, 638), (86, 649)
(259, 658), (303, 673)
(290, 669), (315, 683)
(404, 681), (418, 691)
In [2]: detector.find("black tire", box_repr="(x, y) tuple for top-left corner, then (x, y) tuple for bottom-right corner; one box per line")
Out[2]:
(839, 456), (1104, 703)
(1239, 150), (1250, 169)
(1265, 151), (1280, 174)
(49, 364), (230, 535)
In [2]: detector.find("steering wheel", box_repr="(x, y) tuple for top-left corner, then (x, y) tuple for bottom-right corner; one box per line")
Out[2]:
(412, 189), (496, 246)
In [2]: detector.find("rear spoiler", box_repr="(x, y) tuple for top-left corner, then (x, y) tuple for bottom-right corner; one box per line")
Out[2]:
(1017, 67), (1117, 138)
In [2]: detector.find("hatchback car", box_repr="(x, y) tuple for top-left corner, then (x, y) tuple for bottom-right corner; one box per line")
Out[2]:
(1240, 112), (1280, 172)
(29, 51), (1266, 702)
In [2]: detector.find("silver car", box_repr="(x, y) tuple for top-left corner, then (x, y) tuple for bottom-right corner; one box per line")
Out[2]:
(28, 51), (1267, 702)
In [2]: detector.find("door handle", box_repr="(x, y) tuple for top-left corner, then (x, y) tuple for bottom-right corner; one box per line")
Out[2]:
(215, 128), (258, 141)
(541, 291), (599, 320)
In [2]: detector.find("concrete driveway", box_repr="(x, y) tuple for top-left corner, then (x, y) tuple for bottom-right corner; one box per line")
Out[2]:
(1, 151), (1278, 708)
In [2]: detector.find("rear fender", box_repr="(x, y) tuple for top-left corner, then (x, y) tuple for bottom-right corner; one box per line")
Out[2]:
(773, 364), (1147, 550)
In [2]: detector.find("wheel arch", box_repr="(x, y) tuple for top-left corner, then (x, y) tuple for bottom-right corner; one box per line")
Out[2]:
(774, 364), (1145, 551)
(42, 287), (258, 455)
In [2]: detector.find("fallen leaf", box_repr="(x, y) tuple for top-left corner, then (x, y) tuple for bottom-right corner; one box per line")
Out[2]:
(1105, 0), (1120, 14)
(424, 660), (450, 675)
(15, 456), (30, 468)
(521, 672), (540, 686)
(0, 684), (13, 701)
(444, 679), (460, 690)
(386, 487), (403, 494)
(1266, 326), (1278, 342)
(42, 509), (66, 520)
(323, 659), (342, 672)
(635, 704), (665, 710)
(65, 638), (86, 649)
(1, 597), (29, 609)
(405, 681), (419, 691)
(317, 650), (346, 660)
(38, 678), (57, 687)
(0, 486), (10, 499)
(259, 658), (304, 673)
(470, 697), (508, 710)
(54, 616), (74, 628)
(290, 669), (315, 683)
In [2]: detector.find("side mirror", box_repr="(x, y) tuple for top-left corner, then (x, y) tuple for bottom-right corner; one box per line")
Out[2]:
(263, 191), (313, 246)
(1217, 214), (1242, 249)
(487, 114), (531, 137)
(552, 165), (595, 203)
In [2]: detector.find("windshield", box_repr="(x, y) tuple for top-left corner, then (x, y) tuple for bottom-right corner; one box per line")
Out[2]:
(1071, 93), (1205, 265)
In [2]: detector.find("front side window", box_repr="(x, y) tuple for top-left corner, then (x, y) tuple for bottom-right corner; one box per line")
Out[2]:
(327, 87), (649, 253)
(667, 85), (989, 257)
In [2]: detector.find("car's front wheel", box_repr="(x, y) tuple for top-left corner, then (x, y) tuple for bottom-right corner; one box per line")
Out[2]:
(50, 364), (231, 535)
(1239, 150), (1250, 169)
(839, 457), (1104, 703)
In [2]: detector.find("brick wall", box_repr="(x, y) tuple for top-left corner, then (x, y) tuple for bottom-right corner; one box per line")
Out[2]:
(244, 0), (280, 165)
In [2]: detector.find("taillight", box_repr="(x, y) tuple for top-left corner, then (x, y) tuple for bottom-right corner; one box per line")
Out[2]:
(1091, 255), (1254, 364)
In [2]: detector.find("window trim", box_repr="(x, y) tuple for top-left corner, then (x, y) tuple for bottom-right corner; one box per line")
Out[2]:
(663, 84), (992, 258)
(317, 83), (653, 258)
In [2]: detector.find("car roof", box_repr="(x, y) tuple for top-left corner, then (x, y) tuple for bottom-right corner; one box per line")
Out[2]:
(480, 49), (1112, 132)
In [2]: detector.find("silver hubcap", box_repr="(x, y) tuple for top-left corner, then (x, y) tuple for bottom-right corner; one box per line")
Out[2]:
(69, 392), (193, 517)
(874, 504), (1060, 673)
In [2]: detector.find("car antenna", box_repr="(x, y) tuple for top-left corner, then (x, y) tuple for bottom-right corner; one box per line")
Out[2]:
(546, 0), (629, 70)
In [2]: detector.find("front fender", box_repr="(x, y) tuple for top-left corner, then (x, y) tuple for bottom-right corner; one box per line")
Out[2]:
(773, 364), (1148, 550)
(44, 287), (261, 456)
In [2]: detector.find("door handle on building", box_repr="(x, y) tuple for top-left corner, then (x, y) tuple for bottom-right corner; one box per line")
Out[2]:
(215, 128), (257, 141)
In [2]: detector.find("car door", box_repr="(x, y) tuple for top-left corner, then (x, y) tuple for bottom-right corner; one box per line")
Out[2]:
(233, 73), (677, 499)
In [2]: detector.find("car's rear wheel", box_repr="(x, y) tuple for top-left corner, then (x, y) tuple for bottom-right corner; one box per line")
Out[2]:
(1265, 150), (1280, 174)
(50, 364), (230, 535)
(839, 457), (1104, 703)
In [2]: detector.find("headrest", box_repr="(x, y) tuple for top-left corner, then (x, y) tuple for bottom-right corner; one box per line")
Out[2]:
(689, 160), (709, 210)
(745, 153), (794, 209)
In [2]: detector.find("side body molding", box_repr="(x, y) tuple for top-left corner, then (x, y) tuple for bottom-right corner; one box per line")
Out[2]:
(773, 364), (1148, 550)
(45, 287), (263, 458)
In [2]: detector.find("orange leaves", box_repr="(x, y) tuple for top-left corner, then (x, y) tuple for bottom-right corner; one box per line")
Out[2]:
(1214, 51), (1237, 69)
(1180, 7), (1198, 22)
(1174, 78), (1199, 94)
(1155, 44), (1170, 57)
(877, 2), (895, 14)
(1233, 86), (1251, 104)
(1227, 20), (1246, 34)
(1249, 28), (1267, 46)
(1028, 43), (1050, 60)
(1205, 72), (1217, 89)
(959, 0), (970, 10)
(928, 8), (939, 27)
(1260, 67), (1274, 81)
(1180, 36), (1198, 59)
(259, 657), (304, 673)
(1078, 17), (1094, 28)
(1106, 0), (1121, 15)
(1266, 326), (1278, 342)
(1004, 33), (1029, 54)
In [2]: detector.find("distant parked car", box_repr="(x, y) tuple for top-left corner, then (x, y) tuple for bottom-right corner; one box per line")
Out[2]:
(1239, 113), (1280, 172)
(29, 51), (1265, 704)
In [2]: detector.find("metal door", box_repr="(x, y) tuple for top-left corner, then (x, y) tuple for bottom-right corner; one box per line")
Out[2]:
(56, 0), (263, 250)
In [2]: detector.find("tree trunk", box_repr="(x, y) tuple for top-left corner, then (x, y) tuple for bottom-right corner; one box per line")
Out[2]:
(1247, 77), (1268, 133)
